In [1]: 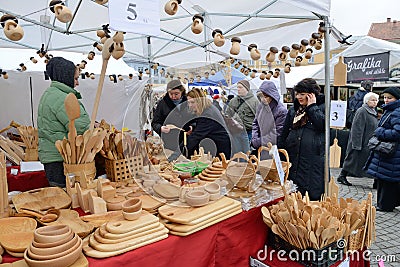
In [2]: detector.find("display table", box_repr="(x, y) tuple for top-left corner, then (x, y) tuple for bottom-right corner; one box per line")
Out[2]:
(6, 166), (49, 192)
(2, 197), (369, 267)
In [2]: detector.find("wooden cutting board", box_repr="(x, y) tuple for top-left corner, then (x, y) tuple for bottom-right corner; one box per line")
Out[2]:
(105, 211), (159, 234)
(0, 217), (36, 253)
(152, 183), (180, 199)
(158, 197), (239, 224)
(45, 209), (94, 238)
(137, 194), (166, 211)
(82, 232), (168, 258)
(99, 221), (160, 240)
(168, 207), (242, 236)
(334, 56), (347, 86)
(94, 223), (165, 244)
(329, 138), (341, 168)
(80, 210), (124, 228)
(12, 187), (71, 213)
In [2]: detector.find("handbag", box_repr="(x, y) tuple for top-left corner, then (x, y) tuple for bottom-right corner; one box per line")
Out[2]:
(367, 113), (398, 156)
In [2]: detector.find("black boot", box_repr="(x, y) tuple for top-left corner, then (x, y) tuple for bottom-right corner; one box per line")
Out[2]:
(337, 175), (352, 186)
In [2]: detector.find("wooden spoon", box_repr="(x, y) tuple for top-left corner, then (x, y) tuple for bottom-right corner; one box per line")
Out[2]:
(309, 230), (319, 249)
(75, 135), (84, 164)
(65, 93), (80, 164)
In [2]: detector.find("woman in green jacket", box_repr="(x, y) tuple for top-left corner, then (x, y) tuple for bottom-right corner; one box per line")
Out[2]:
(37, 57), (90, 187)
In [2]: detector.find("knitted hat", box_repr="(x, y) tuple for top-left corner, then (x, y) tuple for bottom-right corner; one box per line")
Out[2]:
(166, 79), (183, 91)
(237, 79), (250, 91)
(46, 57), (76, 88)
(383, 87), (400, 100)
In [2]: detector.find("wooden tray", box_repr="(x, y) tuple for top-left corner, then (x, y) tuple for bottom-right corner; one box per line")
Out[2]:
(82, 232), (168, 258)
(158, 197), (240, 224)
(137, 194), (166, 211)
(152, 183), (180, 199)
(12, 187), (71, 213)
(168, 207), (242, 236)
(94, 223), (165, 244)
(105, 211), (159, 234)
(0, 217), (37, 253)
(80, 210), (124, 228)
(44, 209), (94, 238)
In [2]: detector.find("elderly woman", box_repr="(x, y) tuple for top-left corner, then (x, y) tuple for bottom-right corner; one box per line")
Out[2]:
(278, 78), (325, 201)
(366, 87), (400, 212)
(251, 81), (287, 159)
(337, 92), (379, 186)
(168, 88), (231, 161)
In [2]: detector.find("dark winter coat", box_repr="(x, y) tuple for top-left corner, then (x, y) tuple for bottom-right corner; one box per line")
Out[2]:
(342, 104), (378, 177)
(348, 89), (368, 111)
(366, 100), (400, 182)
(278, 95), (325, 201)
(168, 105), (231, 161)
(251, 82), (287, 151)
(151, 94), (193, 150)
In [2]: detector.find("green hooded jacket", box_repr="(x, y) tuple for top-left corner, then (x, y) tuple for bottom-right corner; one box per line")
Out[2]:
(226, 91), (259, 131)
(37, 81), (90, 163)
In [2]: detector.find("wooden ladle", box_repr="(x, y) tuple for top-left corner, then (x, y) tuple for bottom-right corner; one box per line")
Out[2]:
(65, 93), (81, 164)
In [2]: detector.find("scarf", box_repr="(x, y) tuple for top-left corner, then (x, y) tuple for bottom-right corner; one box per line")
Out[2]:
(292, 106), (308, 129)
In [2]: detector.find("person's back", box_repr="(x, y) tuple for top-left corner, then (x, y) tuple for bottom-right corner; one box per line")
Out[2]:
(346, 80), (373, 128)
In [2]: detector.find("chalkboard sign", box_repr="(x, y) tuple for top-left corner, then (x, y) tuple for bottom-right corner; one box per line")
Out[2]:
(344, 52), (389, 82)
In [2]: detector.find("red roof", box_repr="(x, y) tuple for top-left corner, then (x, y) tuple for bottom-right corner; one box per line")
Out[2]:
(368, 18), (400, 42)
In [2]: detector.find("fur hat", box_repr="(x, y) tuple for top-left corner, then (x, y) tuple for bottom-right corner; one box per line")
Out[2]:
(383, 87), (400, 100)
(237, 79), (250, 91)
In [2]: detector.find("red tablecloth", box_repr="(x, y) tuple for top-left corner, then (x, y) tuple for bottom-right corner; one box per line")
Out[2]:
(2, 197), (369, 267)
(6, 166), (49, 192)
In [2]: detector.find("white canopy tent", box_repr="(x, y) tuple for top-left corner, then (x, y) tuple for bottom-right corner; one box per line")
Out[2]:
(0, 0), (332, 67)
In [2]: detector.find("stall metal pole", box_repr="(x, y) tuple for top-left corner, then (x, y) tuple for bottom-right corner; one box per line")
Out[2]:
(323, 16), (331, 194)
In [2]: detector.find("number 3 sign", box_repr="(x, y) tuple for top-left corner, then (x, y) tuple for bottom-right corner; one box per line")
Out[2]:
(109, 0), (160, 36)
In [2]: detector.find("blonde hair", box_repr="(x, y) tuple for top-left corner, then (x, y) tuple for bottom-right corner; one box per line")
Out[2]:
(187, 88), (212, 115)
(363, 92), (379, 104)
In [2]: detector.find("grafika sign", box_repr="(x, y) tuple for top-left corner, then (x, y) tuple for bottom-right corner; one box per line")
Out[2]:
(344, 52), (389, 82)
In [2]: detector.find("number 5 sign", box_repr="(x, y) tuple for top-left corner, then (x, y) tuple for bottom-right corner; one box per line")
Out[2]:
(109, 0), (160, 36)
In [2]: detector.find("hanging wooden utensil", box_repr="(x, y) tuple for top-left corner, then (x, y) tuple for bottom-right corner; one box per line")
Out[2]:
(329, 137), (341, 168)
(65, 93), (81, 164)
(334, 56), (347, 86)
(328, 176), (339, 198)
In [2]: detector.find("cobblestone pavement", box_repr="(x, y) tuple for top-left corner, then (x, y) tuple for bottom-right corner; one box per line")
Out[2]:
(331, 168), (400, 267)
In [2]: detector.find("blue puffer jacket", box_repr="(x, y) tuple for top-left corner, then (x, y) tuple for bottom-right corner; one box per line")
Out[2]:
(366, 100), (400, 182)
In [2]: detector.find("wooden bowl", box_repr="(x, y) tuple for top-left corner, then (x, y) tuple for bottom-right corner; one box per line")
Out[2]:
(185, 191), (210, 207)
(34, 225), (71, 244)
(122, 209), (142, 221)
(32, 231), (74, 248)
(24, 238), (82, 267)
(204, 182), (220, 194)
(29, 233), (77, 256)
(121, 198), (142, 213)
(27, 233), (80, 260)
(105, 196), (125, 211)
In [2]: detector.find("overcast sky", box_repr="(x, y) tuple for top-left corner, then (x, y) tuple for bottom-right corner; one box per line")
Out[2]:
(330, 0), (399, 36)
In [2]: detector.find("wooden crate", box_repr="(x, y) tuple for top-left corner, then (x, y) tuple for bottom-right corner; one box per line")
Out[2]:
(105, 155), (143, 182)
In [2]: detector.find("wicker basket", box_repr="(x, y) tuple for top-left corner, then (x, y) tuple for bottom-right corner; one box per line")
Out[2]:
(257, 146), (291, 183)
(24, 148), (38, 161)
(225, 152), (258, 192)
(348, 227), (365, 251)
(64, 161), (96, 189)
(105, 155), (143, 182)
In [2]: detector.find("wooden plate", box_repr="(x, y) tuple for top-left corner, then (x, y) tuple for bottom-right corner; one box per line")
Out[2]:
(0, 217), (37, 253)
(152, 183), (180, 199)
(201, 170), (221, 178)
(136, 194), (166, 211)
(80, 210), (124, 228)
(12, 187), (71, 213)
(44, 209), (94, 238)
(198, 173), (218, 181)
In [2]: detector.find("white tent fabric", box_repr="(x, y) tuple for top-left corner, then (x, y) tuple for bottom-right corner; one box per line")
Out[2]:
(312, 36), (400, 83)
(0, 0), (331, 67)
(0, 70), (147, 133)
(0, 48), (137, 75)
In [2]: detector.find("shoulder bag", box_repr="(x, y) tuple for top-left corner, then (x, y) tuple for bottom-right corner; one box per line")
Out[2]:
(367, 113), (398, 156)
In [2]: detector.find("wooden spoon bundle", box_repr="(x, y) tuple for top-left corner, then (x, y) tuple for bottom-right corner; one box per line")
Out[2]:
(262, 191), (375, 250)
(0, 135), (24, 165)
(55, 128), (107, 164)
(17, 126), (38, 149)
(101, 131), (143, 161)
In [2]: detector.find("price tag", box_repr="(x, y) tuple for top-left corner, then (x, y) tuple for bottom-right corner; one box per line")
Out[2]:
(109, 0), (160, 36)
(330, 100), (347, 128)
(269, 145), (285, 186)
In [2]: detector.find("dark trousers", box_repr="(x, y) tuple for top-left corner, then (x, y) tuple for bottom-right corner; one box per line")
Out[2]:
(43, 161), (66, 188)
(377, 179), (400, 211)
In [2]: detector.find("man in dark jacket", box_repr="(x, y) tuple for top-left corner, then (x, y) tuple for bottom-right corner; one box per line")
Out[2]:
(151, 80), (193, 151)
(346, 80), (373, 128)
